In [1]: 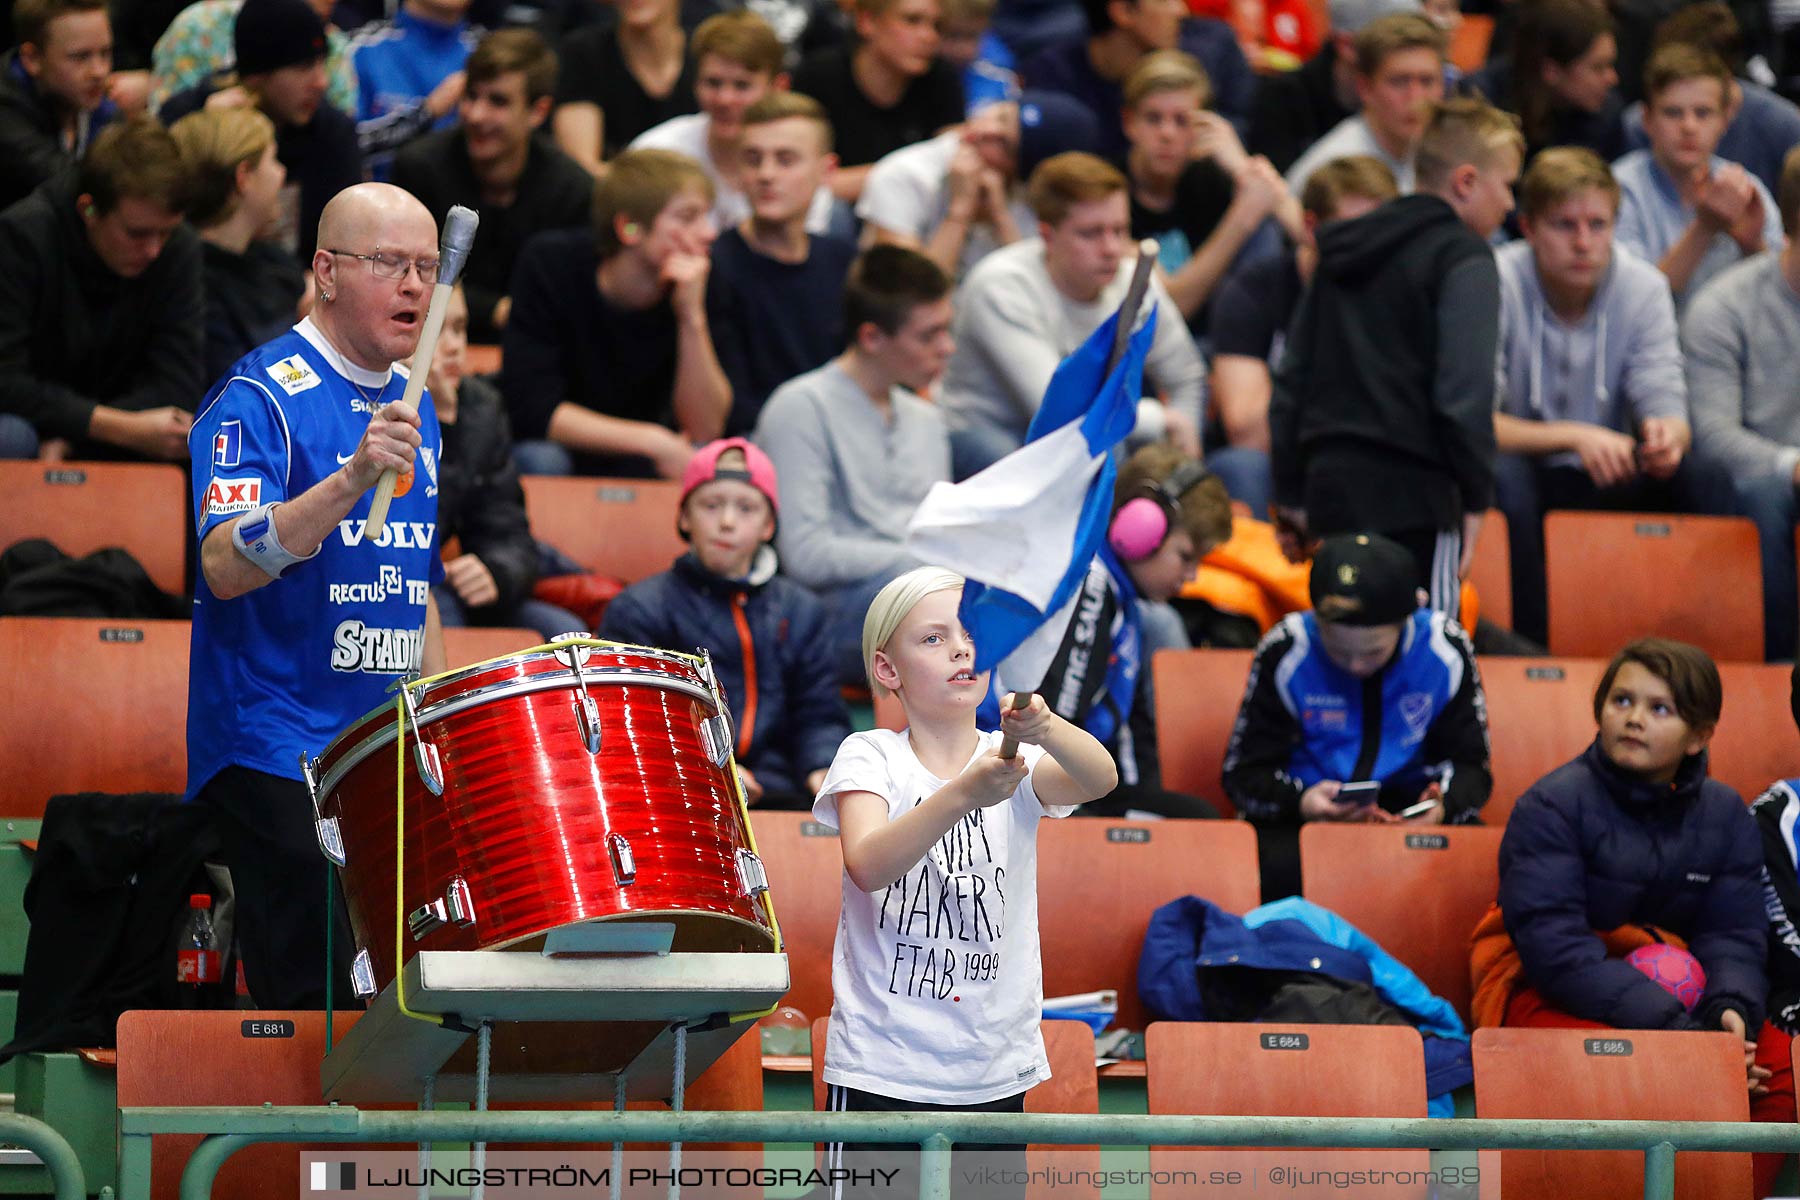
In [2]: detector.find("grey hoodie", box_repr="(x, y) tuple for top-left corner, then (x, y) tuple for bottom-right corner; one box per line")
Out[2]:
(1495, 238), (1687, 471)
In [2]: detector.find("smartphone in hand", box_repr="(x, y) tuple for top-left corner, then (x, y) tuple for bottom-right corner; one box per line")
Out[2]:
(1398, 796), (1442, 819)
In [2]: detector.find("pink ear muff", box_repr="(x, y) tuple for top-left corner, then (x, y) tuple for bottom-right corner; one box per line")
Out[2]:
(1108, 496), (1170, 561)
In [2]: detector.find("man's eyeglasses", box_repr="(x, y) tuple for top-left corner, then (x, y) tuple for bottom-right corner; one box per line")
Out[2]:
(327, 248), (440, 283)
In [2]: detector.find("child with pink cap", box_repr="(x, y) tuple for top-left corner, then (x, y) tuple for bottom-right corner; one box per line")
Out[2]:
(600, 437), (853, 807)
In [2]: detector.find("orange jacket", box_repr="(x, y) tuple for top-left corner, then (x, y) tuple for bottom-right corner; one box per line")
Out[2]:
(1181, 516), (1481, 633)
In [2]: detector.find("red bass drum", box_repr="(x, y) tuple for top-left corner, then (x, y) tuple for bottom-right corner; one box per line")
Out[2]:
(309, 640), (777, 1000)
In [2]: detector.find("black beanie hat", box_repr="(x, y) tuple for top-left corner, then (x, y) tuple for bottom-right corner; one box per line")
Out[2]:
(235, 0), (328, 78)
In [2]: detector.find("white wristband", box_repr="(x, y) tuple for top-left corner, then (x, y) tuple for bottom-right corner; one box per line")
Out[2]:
(231, 502), (319, 579)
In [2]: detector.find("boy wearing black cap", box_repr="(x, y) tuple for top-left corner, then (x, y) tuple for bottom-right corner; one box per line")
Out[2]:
(599, 438), (852, 809)
(1223, 531), (1492, 900)
(159, 0), (360, 261)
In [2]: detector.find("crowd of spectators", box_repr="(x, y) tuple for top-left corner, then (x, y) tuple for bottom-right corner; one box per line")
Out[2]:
(14, 0), (1798, 667)
(12, 0), (1800, 1156)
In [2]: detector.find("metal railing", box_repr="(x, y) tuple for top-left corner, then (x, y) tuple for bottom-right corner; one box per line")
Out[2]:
(114, 1106), (1800, 1200)
(0, 1112), (86, 1200)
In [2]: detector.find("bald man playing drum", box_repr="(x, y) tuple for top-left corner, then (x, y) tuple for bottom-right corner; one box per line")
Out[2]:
(187, 183), (447, 1009)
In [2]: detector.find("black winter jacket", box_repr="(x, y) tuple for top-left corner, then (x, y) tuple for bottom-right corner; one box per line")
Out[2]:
(437, 374), (538, 619)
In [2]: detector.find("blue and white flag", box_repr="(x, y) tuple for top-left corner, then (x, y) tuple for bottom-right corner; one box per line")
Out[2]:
(905, 302), (1155, 679)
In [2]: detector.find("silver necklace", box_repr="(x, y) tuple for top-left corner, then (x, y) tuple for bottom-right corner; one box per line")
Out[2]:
(352, 373), (391, 414)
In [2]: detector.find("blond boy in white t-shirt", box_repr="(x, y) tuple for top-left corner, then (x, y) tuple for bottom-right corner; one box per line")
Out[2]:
(812, 566), (1115, 1191)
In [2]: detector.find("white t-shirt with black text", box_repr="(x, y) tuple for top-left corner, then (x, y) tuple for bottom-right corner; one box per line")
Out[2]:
(813, 727), (1071, 1104)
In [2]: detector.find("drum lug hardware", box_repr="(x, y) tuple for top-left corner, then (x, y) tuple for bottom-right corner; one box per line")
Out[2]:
(350, 949), (377, 998)
(575, 691), (603, 755)
(315, 817), (346, 867)
(735, 848), (769, 898)
(697, 648), (736, 729)
(607, 833), (637, 886)
(446, 875), (476, 927)
(300, 754), (346, 865)
(550, 636), (593, 669)
(409, 875), (478, 941)
(699, 714), (733, 767)
(409, 899), (447, 940)
(560, 643), (604, 755)
(399, 677), (445, 796)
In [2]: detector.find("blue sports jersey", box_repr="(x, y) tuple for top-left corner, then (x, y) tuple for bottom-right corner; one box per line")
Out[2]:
(1274, 608), (1465, 790)
(186, 318), (445, 798)
(351, 9), (475, 128)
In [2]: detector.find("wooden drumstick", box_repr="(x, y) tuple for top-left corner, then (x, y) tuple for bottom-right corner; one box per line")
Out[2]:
(998, 690), (1034, 759)
(365, 204), (479, 541)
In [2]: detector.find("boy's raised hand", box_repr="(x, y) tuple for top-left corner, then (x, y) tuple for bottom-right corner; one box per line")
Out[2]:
(661, 252), (712, 320)
(999, 691), (1053, 747)
(1696, 165), (1753, 232)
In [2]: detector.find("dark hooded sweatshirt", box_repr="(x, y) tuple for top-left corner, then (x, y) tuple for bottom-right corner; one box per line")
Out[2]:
(1270, 193), (1499, 535)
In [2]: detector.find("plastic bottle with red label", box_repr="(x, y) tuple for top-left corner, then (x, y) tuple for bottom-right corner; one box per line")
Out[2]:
(177, 893), (222, 990)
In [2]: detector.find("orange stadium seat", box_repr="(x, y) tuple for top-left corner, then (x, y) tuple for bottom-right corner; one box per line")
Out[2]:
(1145, 1022), (1429, 1197)
(0, 461), (188, 596)
(116, 1011), (368, 1200)
(1544, 512), (1763, 661)
(1038, 817), (1260, 1031)
(1472, 1027), (1751, 1199)
(440, 626), (543, 669)
(1468, 509), (1511, 630)
(1299, 824), (1503, 1021)
(463, 344), (502, 376)
(519, 476), (684, 585)
(118, 1010), (762, 1189)
(1711, 662), (1800, 802)
(0, 617), (189, 816)
(1482, 657), (1799, 816)
(1152, 648), (1253, 817)
(751, 810), (843, 1024)
(1481, 656), (1607, 826)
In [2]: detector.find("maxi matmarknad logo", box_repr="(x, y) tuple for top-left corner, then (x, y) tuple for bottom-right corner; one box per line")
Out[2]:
(310, 1161), (358, 1191)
